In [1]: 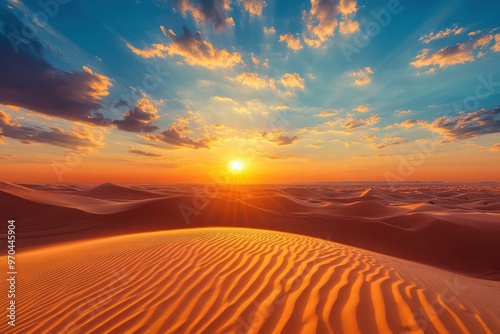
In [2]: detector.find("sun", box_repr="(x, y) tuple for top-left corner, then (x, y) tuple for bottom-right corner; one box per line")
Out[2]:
(229, 160), (245, 172)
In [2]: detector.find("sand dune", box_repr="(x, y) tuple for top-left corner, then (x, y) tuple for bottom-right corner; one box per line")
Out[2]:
(2, 183), (500, 280)
(77, 182), (165, 200)
(2, 228), (499, 333)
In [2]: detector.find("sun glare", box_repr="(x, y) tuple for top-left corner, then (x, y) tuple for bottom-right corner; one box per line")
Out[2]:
(229, 160), (245, 172)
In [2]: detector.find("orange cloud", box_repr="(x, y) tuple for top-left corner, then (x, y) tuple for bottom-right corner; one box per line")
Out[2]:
(315, 111), (337, 117)
(412, 32), (498, 73)
(240, 0), (266, 16)
(279, 33), (303, 50)
(492, 34), (500, 52)
(128, 26), (242, 69)
(419, 25), (466, 44)
(490, 143), (500, 152)
(280, 73), (305, 90)
(354, 104), (369, 113)
(348, 67), (373, 86)
(230, 72), (276, 90)
(338, 20), (359, 35)
(304, 0), (358, 47)
(411, 44), (475, 71)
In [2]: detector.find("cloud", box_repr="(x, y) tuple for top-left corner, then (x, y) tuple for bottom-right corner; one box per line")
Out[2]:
(113, 97), (160, 133)
(173, 0), (233, 31)
(229, 72), (304, 92)
(370, 135), (406, 150)
(360, 134), (376, 141)
(342, 114), (380, 131)
(411, 32), (497, 73)
(263, 26), (276, 35)
(348, 67), (373, 86)
(304, 0), (359, 47)
(262, 130), (299, 145)
(338, 20), (359, 35)
(490, 143), (500, 152)
(472, 34), (493, 48)
(279, 33), (303, 50)
(271, 104), (290, 110)
(128, 26), (242, 69)
(395, 109), (412, 116)
(229, 72), (276, 90)
(385, 119), (426, 129)
(426, 108), (500, 140)
(212, 96), (237, 103)
(354, 104), (369, 113)
(419, 25), (466, 43)
(0, 12), (112, 126)
(314, 111), (337, 117)
(493, 34), (500, 52)
(0, 109), (103, 150)
(411, 44), (474, 71)
(128, 147), (162, 157)
(240, 0), (266, 16)
(280, 73), (305, 90)
(147, 118), (213, 149)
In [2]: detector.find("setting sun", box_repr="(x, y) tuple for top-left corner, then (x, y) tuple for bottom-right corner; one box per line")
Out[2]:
(229, 160), (245, 172)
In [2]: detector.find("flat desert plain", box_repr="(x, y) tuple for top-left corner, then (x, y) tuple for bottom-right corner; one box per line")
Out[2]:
(1, 182), (500, 333)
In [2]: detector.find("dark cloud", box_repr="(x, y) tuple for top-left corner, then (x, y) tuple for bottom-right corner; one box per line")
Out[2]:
(128, 147), (163, 157)
(0, 10), (112, 126)
(147, 121), (213, 149)
(113, 98), (159, 133)
(261, 131), (299, 145)
(174, 0), (232, 31)
(0, 109), (102, 150)
(428, 108), (500, 140)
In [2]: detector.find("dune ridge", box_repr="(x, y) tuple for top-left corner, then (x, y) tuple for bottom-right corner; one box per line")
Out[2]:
(2, 228), (499, 334)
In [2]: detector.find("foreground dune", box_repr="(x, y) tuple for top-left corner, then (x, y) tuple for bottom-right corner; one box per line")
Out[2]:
(2, 228), (499, 334)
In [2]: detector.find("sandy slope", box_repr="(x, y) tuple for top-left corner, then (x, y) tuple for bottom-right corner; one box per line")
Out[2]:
(1, 228), (499, 334)
(1, 182), (499, 280)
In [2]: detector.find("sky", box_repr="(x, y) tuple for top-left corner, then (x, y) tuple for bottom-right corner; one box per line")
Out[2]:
(1, 0), (499, 183)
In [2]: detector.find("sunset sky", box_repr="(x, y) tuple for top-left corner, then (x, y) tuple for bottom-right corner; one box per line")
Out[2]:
(1, 0), (499, 183)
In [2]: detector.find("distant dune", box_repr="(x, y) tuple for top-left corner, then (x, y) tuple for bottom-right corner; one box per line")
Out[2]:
(2, 228), (499, 333)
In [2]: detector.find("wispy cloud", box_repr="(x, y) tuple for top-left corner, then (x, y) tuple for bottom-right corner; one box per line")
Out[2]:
(0, 109), (104, 151)
(128, 147), (163, 157)
(425, 108), (500, 140)
(419, 25), (466, 43)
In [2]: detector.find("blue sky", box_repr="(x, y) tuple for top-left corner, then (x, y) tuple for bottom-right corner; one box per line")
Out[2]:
(1, 0), (499, 182)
